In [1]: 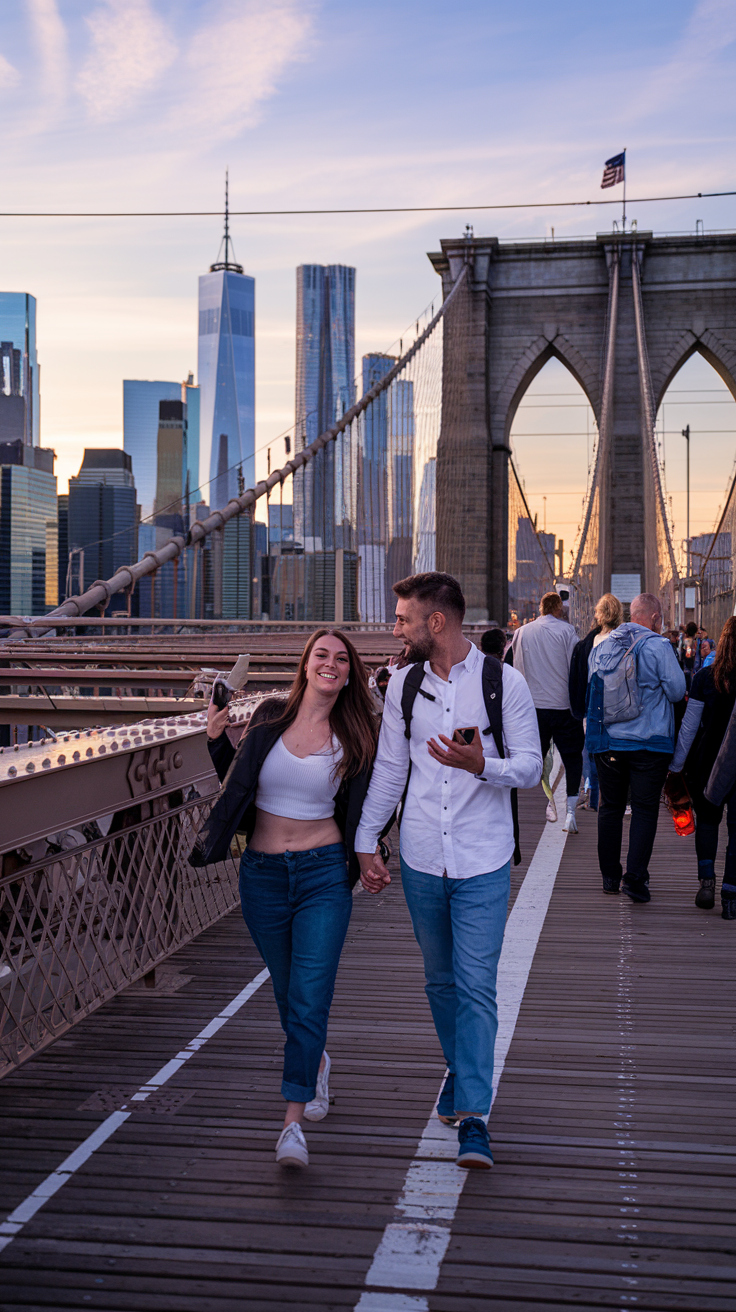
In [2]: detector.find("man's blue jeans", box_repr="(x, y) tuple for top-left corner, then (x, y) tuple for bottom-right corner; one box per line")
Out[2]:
(239, 843), (352, 1102)
(400, 857), (511, 1117)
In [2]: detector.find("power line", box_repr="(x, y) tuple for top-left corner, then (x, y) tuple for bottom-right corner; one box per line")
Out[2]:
(1, 189), (734, 219)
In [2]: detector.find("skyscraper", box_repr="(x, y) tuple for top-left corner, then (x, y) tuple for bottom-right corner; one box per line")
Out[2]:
(123, 380), (181, 520)
(67, 450), (137, 608)
(0, 292), (39, 446)
(294, 264), (355, 550)
(0, 441), (57, 614)
(198, 181), (255, 511)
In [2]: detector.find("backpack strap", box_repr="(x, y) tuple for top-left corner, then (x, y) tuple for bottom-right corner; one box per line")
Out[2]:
(401, 662), (436, 739)
(481, 654), (521, 867)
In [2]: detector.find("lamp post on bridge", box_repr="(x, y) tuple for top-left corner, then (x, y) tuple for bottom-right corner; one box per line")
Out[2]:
(682, 424), (690, 577)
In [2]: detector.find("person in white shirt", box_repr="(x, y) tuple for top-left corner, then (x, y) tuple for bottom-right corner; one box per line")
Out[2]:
(355, 572), (541, 1170)
(511, 591), (583, 831)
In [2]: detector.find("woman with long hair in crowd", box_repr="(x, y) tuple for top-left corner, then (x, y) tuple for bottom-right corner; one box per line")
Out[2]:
(669, 615), (736, 919)
(569, 592), (623, 812)
(191, 629), (383, 1165)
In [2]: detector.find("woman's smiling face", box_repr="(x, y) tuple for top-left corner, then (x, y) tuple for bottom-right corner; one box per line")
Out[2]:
(305, 634), (350, 696)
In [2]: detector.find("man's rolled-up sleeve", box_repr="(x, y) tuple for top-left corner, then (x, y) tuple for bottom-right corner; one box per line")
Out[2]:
(354, 678), (411, 853)
(477, 665), (543, 789)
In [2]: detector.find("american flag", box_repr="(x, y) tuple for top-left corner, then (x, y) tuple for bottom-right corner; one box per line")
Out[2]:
(601, 152), (625, 189)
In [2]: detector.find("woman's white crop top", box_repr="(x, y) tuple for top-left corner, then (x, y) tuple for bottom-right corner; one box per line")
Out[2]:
(255, 735), (343, 820)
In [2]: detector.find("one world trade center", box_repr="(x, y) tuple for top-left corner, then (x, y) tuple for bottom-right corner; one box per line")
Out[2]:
(198, 180), (255, 509)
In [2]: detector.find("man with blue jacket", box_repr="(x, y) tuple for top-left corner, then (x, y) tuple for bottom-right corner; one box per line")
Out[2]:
(587, 592), (686, 901)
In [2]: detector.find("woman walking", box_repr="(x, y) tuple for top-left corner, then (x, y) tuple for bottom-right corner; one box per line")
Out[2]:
(191, 629), (382, 1165)
(669, 616), (736, 918)
(569, 593), (623, 812)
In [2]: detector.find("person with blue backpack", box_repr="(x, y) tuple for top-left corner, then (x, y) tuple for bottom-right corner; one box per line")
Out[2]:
(587, 592), (686, 901)
(355, 572), (542, 1170)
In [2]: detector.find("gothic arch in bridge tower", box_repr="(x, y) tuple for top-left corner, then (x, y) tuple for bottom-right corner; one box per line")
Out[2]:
(429, 232), (736, 622)
(494, 333), (601, 446)
(653, 328), (736, 409)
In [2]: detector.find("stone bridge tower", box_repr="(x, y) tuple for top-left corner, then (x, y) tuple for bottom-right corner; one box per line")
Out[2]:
(430, 233), (736, 622)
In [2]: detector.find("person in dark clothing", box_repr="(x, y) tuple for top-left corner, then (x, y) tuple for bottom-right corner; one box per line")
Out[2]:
(191, 628), (382, 1167)
(680, 621), (699, 690)
(480, 628), (508, 661)
(669, 616), (736, 919)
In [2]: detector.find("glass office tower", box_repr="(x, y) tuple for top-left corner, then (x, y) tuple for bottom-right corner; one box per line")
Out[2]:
(198, 265), (255, 510)
(123, 380), (181, 520)
(294, 265), (355, 550)
(0, 444), (57, 614)
(0, 292), (39, 446)
(67, 450), (137, 609)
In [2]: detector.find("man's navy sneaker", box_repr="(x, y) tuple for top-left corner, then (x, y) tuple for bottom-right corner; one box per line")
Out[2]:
(437, 1072), (456, 1125)
(456, 1117), (493, 1170)
(623, 874), (651, 903)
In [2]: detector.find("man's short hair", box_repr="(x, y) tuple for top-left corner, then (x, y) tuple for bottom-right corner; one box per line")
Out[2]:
(375, 666), (390, 683)
(539, 591), (564, 617)
(480, 627), (506, 657)
(630, 592), (662, 618)
(392, 571), (466, 621)
(685, 621), (698, 637)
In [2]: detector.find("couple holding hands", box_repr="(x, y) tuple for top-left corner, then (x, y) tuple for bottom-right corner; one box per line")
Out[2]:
(192, 571), (542, 1170)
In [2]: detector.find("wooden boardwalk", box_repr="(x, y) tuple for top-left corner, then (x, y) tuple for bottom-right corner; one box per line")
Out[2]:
(1, 788), (735, 1311)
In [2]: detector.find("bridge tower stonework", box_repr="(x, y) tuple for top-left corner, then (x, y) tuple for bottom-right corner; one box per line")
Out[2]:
(430, 233), (736, 622)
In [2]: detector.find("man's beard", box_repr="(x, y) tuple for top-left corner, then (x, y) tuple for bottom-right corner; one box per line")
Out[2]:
(401, 628), (434, 665)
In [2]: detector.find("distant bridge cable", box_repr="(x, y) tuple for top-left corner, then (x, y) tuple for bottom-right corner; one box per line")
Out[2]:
(1, 190), (734, 219)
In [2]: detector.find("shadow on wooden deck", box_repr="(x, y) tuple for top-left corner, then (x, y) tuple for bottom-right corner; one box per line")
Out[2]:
(1, 790), (735, 1310)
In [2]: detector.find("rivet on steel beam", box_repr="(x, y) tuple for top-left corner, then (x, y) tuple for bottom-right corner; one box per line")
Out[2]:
(73, 751), (80, 761)
(42, 758), (51, 769)
(85, 747), (93, 757)
(58, 755), (66, 765)
(111, 742), (119, 752)
(8, 765), (17, 776)
(25, 762), (35, 773)
(98, 745), (106, 754)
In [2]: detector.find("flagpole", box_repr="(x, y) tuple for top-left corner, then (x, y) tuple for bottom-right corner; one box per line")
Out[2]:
(622, 148), (626, 231)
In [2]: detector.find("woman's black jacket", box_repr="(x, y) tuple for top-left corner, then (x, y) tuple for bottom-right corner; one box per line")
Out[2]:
(189, 698), (381, 887)
(568, 626), (601, 721)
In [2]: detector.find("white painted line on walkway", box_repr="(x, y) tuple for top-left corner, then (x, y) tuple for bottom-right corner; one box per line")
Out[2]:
(0, 965), (270, 1254)
(358, 765), (570, 1308)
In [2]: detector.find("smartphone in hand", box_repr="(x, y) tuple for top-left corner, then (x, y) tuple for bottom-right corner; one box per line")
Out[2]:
(453, 726), (479, 746)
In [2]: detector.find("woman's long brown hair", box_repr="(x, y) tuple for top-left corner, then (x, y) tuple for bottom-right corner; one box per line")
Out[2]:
(254, 628), (377, 781)
(713, 616), (736, 695)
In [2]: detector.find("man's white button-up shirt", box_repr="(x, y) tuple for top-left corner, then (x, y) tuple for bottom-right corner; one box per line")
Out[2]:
(355, 642), (542, 878)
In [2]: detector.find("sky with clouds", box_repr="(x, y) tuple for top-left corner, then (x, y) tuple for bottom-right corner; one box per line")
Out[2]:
(1, 0), (735, 554)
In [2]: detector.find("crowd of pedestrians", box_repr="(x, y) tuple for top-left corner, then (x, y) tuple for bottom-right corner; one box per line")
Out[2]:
(193, 569), (734, 1175)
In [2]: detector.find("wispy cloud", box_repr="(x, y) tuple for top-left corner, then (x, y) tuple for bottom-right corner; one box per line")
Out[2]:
(0, 53), (20, 90)
(630, 0), (736, 116)
(176, 0), (314, 136)
(27, 0), (68, 120)
(76, 0), (178, 122)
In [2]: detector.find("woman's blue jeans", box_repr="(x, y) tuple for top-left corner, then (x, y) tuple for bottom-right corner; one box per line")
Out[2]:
(239, 843), (352, 1102)
(400, 857), (511, 1118)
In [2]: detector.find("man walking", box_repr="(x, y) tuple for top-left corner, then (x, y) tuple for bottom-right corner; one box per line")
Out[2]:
(587, 591), (686, 901)
(511, 591), (583, 831)
(355, 572), (541, 1169)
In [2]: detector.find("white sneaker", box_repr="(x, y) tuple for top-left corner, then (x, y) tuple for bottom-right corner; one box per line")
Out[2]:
(275, 1122), (308, 1168)
(562, 810), (578, 834)
(545, 797), (558, 823)
(304, 1051), (331, 1122)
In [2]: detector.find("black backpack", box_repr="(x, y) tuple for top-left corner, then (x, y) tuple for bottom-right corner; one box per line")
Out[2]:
(399, 654), (521, 866)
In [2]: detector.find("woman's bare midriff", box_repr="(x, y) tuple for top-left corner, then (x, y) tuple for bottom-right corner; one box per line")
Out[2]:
(248, 808), (342, 854)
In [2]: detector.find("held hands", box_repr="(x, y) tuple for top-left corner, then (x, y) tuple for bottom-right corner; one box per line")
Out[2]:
(358, 848), (392, 895)
(426, 728), (484, 775)
(207, 698), (231, 740)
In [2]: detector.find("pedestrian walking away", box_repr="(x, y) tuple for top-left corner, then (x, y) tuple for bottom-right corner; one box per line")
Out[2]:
(511, 590), (583, 831)
(355, 571), (542, 1171)
(668, 616), (736, 919)
(190, 629), (385, 1168)
(587, 592), (686, 902)
(569, 593), (624, 812)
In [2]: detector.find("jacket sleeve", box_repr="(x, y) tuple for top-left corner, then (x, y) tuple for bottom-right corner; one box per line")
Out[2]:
(705, 700), (736, 805)
(656, 640), (687, 704)
(207, 731), (235, 782)
(670, 697), (704, 772)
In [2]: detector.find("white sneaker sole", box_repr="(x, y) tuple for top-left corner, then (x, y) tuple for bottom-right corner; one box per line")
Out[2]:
(562, 814), (578, 833)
